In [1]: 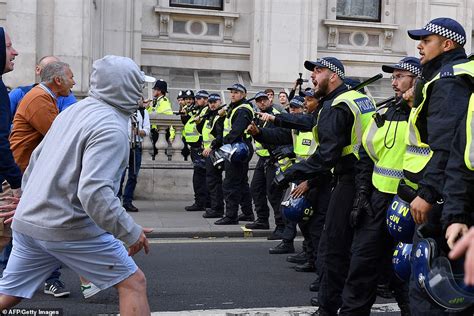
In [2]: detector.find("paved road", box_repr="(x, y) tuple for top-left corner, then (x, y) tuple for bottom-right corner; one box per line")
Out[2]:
(11, 238), (400, 315)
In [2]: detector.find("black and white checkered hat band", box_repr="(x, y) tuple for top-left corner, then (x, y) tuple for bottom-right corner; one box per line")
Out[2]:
(317, 59), (345, 79)
(424, 22), (466, 45)
(398, 62), (421, 76)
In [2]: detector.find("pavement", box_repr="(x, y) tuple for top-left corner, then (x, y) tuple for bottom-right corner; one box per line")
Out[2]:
(129, 199), (281, 239)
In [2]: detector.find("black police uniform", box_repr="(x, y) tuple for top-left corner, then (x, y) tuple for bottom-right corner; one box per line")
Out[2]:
(339, 102), (411, 315)
(404, 49), (472, 316)
(218, 99), (254, 223)
(442, 112), (474, 229)
(260, 111), (331, 275)
(182, 105), (210, 211)
(279, 84), (358, 315)
(203, 109), (225, 217)
(248, 106), (285, 229)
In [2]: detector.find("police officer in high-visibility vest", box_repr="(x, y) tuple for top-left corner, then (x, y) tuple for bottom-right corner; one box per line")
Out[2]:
(201, 93), (226, 218)
(272, 57), (376, 314)
(183, 90), (210, 212)
(214, 83), (255, 225)
(147, 79), (174, 157)
(176, 90), (190, 160)
(444, 95), (474, 287)
(338, 57), (421, 316)
(253, 94), (327, 278)
(245, 91), (285, 235)
(402, 18), (473, 315)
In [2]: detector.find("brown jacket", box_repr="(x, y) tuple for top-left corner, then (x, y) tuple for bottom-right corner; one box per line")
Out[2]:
(10, 85), (58, 172)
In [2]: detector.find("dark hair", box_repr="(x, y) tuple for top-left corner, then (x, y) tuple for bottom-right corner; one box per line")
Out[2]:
(264, 88), (274, 95)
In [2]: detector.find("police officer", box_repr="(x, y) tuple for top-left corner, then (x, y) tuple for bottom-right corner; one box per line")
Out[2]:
(245, 91), (285, 235)
(147, 79), (173, 157)
(215, 83), (254, 225)
(177, 90), (190, 160)
(338, 57), (421, 315)
(273, 57), (375, 314)
(201, 93), (225, 218)
(183, 90), (210, 212)
(402, 18), (473, 314)
(254, 95), (312, 251)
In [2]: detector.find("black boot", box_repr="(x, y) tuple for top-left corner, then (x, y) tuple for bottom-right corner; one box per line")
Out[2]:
(294, 261), (315, 272)
(267, 225), (285, 240)
(286, 251), (308, 264)
(268, 241), (295, 254)
(245, 219), (269, 230)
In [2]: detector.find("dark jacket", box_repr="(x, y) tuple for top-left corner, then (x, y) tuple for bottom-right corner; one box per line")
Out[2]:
(405, 48), (471, 204)
(280, 83), (356, 182)
(442, 112), (474, 229)
(0, 27), (22, 189)
(222, 98), (253, 145)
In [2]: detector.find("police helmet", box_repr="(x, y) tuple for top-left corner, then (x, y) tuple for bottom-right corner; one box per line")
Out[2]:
(281, 196), (313, 222)
(215, 142), (249, 163)
(392, 242), (413, 281)
(412, 238), (474, 311)
(386, 195), (415, 243)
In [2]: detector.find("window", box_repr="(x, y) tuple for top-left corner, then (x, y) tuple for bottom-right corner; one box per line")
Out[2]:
(336, 0), (381, 22)
(170, 0), (223, 10)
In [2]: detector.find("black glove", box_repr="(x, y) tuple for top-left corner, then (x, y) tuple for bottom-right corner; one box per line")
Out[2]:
(350, 186), (373, 228)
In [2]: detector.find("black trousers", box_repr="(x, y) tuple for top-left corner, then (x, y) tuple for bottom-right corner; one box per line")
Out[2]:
(223, 146), (253, 219)
(318, 174), (355, 315)
(205, 156), (224, 214)
(250, 157), (284, 226)
(280, 177), (332, 269)
(339, 190), (409, 315)
(190, 147), (209, 208)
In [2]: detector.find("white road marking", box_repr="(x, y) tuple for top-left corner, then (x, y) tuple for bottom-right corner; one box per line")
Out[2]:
(145, 303), (401, 315)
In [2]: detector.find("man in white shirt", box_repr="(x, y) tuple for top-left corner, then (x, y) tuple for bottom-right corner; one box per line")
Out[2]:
(119, 97), (151, 212)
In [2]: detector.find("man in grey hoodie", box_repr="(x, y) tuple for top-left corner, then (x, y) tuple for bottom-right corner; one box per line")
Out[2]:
(0, 55), (152, 315)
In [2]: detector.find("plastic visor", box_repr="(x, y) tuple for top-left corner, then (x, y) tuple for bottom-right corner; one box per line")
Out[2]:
(423, 257), (474, 311)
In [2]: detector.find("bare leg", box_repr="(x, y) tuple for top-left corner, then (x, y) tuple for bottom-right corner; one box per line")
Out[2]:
(116, 269), (150, 315)
(0, 295), (22, 309)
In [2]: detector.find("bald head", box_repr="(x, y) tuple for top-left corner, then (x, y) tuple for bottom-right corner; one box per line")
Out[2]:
(35, 55), (60, 76)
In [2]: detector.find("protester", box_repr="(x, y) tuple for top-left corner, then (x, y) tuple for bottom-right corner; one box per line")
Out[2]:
(0, 56), (152, 315)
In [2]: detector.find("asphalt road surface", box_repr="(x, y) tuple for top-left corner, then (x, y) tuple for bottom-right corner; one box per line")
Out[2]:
(9, 238), (401, 315)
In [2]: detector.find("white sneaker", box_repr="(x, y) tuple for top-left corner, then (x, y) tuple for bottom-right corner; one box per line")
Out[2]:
(81, 282), (101, 299)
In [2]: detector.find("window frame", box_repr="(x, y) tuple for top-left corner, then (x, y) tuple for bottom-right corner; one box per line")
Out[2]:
(336, 0), (382, 23)
(169, 0), (224, 11)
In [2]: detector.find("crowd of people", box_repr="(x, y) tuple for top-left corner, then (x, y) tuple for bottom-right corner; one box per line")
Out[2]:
(0, 15), (474, 316)
(173, 16), (474, 316)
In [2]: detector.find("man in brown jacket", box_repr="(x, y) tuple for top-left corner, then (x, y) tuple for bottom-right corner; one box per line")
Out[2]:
(10, 61), (74, 172)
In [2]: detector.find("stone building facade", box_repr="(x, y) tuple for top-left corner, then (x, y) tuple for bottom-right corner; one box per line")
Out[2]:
(1, 0), (472, 103)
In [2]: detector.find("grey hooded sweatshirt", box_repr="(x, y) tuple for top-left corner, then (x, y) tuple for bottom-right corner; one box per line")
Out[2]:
(12, 55), (144, 246)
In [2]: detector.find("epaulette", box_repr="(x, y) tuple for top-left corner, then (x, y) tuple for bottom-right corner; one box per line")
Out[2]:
(439, 64), (455, 78)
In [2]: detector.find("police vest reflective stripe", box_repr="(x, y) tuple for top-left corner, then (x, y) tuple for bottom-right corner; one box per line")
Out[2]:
(293, 130), (317, 162)
(255, 108), (280, 157)
(202, 114), (219, 149)
(363, 112), (408, 194)
(223, 103), (254, 138)
(332, 90), (376, 159)
(464, 94), (474, 170)
(404, 61), (474, 174)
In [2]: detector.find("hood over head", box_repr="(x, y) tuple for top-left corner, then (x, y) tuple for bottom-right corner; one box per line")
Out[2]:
(0, 27), (6, 76)
(88, 55), (146, 114)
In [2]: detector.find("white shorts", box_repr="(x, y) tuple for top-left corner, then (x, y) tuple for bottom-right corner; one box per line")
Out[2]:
(0, 231), (137, 298)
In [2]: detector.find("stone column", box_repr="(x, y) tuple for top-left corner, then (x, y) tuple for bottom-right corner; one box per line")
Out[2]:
(155, 125), (169, 161)
(171, 125), (185, 161)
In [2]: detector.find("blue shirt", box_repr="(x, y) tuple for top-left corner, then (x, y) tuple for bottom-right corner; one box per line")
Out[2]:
(9, 84), (77, 115)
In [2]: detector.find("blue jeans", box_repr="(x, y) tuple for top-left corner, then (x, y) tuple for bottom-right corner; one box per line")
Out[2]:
(119, 148), (142, 205)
